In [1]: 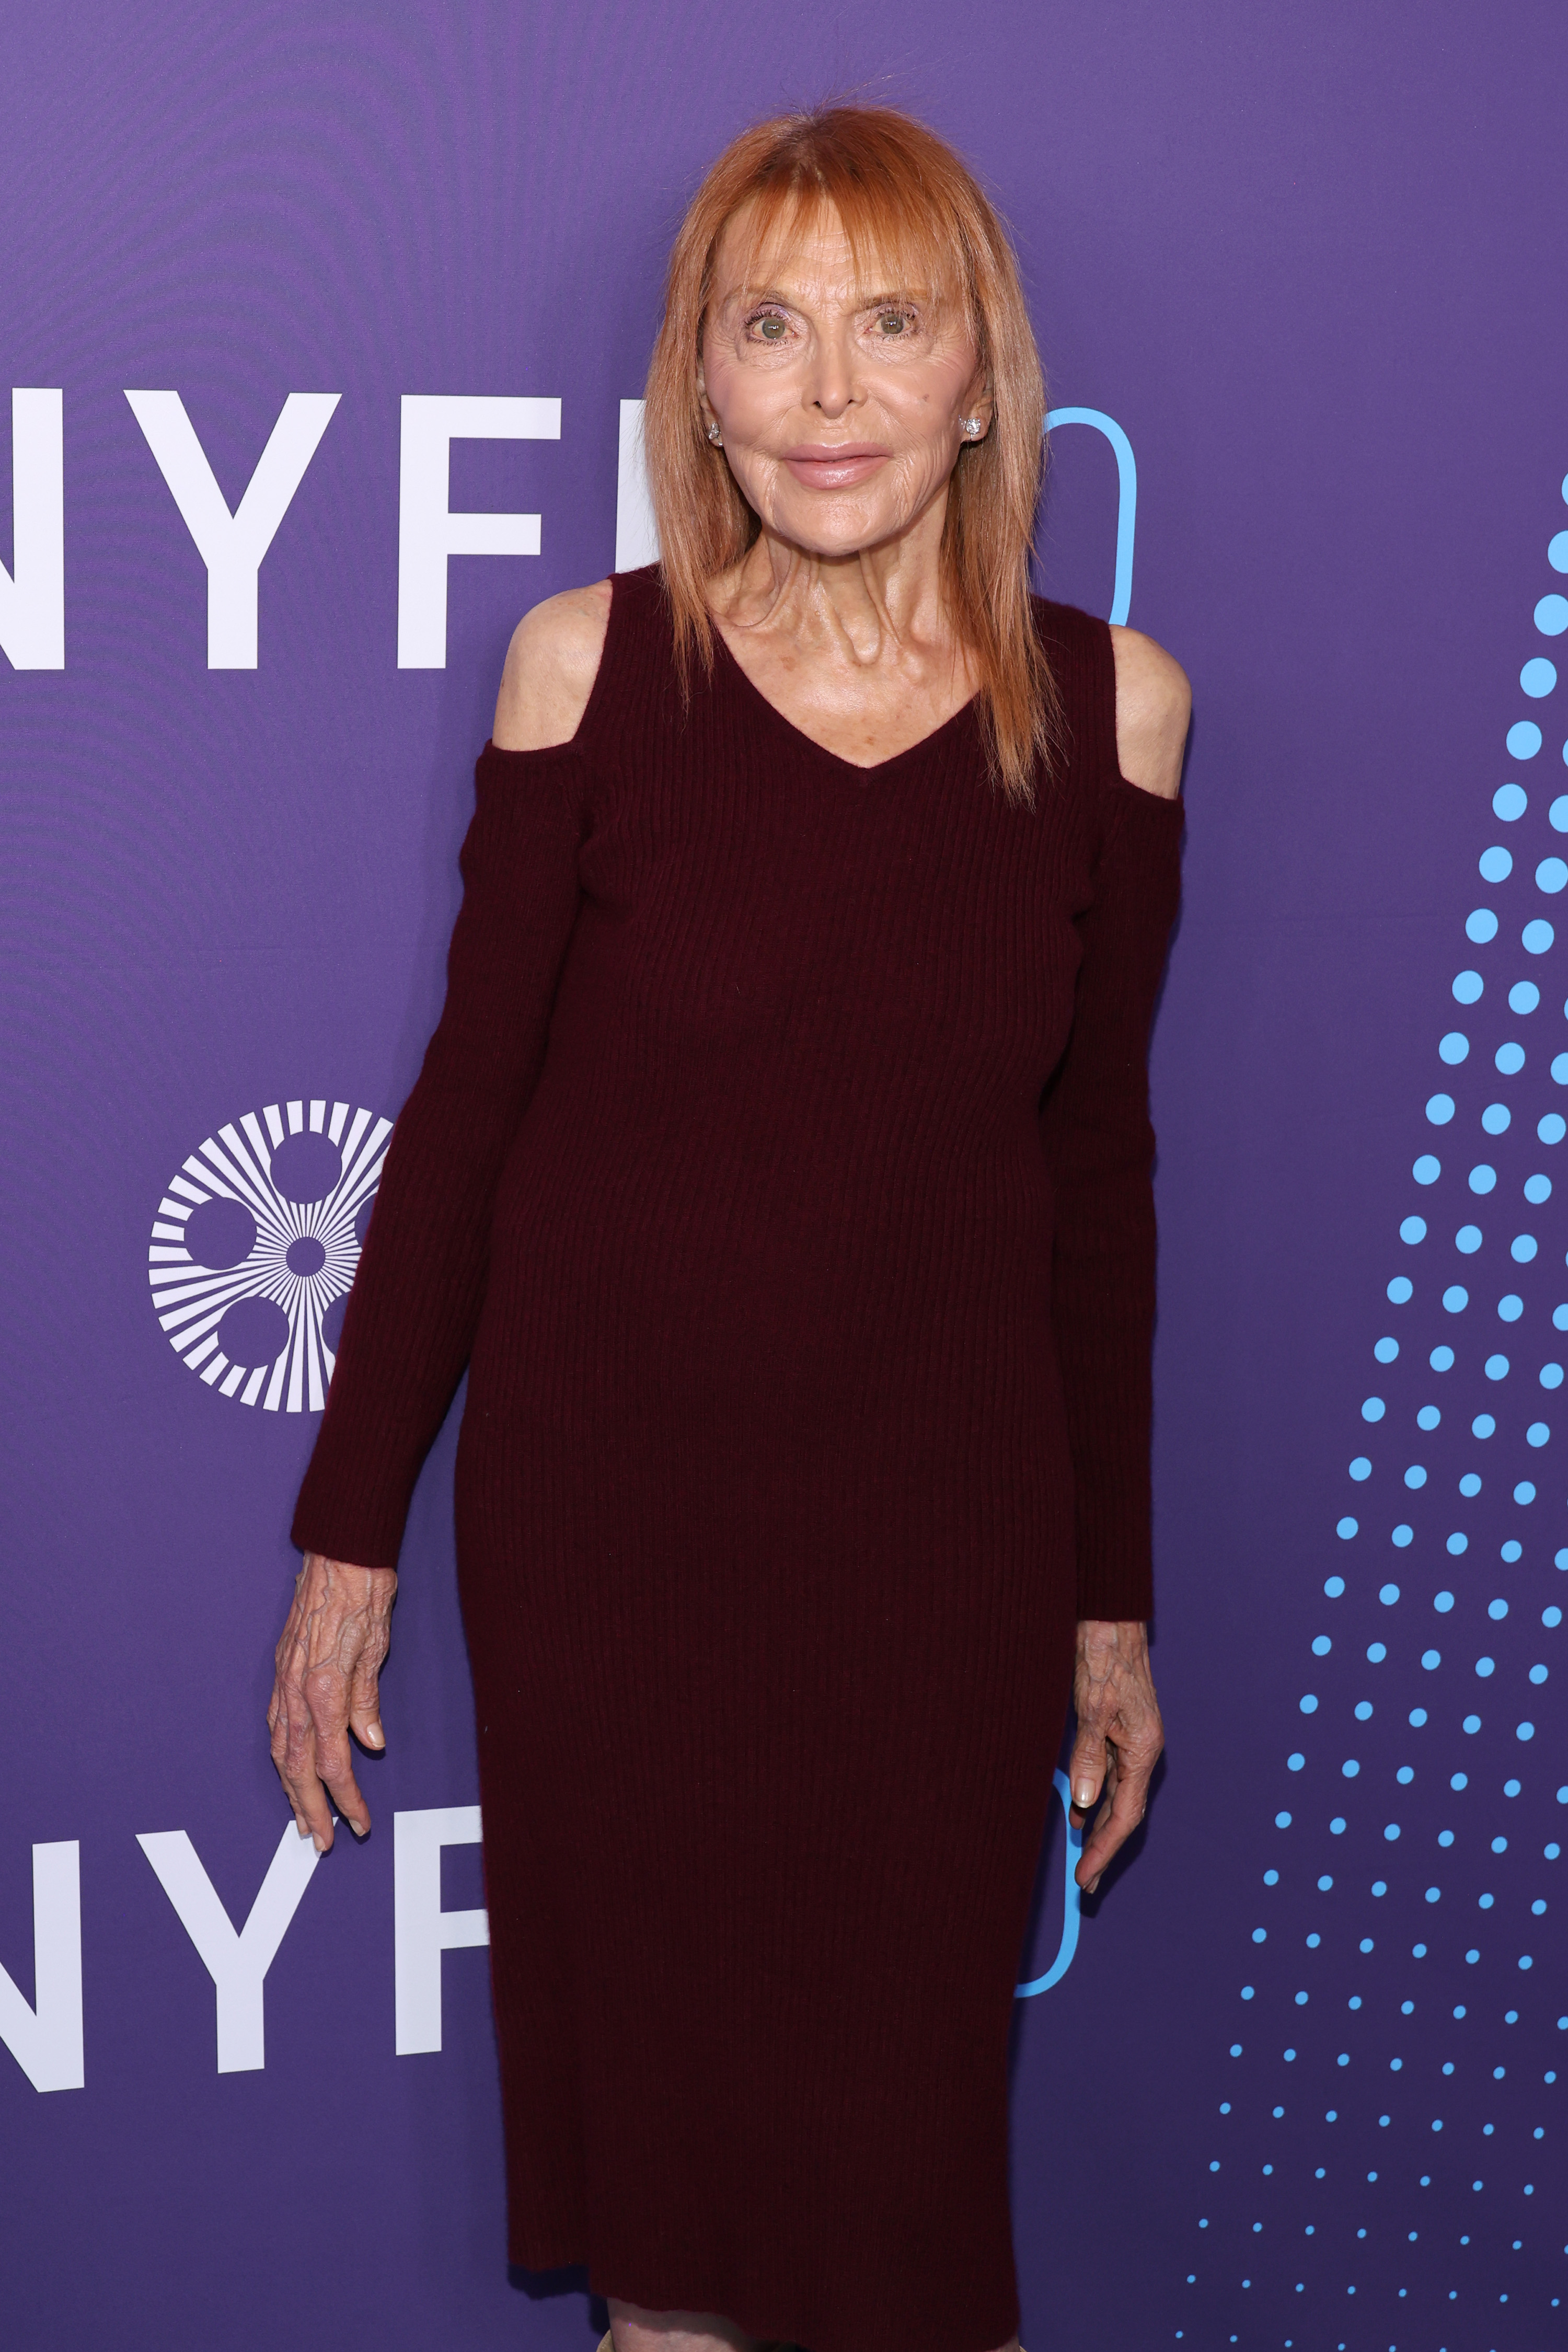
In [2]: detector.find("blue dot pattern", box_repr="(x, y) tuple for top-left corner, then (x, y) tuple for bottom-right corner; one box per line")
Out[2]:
(1177, 483), (1567, 2346)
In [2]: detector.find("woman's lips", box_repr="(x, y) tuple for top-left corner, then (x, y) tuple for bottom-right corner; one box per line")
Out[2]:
(780, 445), (890, 488)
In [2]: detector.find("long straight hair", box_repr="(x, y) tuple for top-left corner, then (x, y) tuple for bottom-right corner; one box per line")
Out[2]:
(642, 105), (1058, 804)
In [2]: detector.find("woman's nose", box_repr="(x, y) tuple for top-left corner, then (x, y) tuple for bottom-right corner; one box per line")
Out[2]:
(805, 329), (859, 418)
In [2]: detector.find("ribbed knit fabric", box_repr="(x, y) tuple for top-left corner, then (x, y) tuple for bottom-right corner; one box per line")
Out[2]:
(293, 567), (1182, 2352)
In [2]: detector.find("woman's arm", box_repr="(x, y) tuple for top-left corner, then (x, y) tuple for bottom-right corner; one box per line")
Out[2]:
(291, 590), (610, 1566)
(1046, 623), (1189, 1891)
(271, 590), (610, 1851)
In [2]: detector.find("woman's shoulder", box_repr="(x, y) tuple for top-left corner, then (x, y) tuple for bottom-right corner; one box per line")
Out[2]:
(1032, 596), (1189, 802)
(1107, 625), (1189, 801)
(492, 579), (614, 752)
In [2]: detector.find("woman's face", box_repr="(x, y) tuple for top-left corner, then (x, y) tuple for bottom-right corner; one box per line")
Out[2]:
(699, 202), (989, 561)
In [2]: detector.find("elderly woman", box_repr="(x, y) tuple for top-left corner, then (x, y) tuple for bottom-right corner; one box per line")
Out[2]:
(272, 103), (1188, 2352)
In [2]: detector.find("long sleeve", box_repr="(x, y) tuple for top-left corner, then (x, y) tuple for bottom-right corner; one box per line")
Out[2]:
(291, 743), (585, 1568)
(1039, 775), (1183, 1622)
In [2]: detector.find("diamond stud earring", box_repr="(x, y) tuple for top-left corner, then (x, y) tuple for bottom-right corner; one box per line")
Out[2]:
(960, 416), (983, 437)
(706, 421), (723, 445)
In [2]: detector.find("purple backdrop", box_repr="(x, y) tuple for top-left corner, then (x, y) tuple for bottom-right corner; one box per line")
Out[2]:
(3, 4), (1566, 2346)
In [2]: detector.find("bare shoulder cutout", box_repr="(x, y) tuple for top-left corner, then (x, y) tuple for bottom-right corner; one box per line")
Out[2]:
(1109, 625), (1190, 800)
(492, 580), (614, 752)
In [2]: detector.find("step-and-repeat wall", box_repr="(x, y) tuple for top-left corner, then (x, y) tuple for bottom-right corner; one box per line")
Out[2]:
(4, 4), (1565, 2345)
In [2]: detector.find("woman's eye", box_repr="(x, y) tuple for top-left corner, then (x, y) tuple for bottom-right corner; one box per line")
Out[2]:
(754, 315), (788, 340)
(876, 312), (912, 336)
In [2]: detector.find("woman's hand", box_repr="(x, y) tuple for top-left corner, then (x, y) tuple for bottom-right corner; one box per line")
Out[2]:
(1067, 1618), (1163, 1894)
(268, 1553), (398, 1851)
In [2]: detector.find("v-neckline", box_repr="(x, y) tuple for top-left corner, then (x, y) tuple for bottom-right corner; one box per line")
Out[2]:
(710, 619), (980, 780)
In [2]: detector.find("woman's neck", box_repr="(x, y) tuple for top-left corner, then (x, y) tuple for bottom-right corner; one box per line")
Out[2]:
(712, 491), (960, 674)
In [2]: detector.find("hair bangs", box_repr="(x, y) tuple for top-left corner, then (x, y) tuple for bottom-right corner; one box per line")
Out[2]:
(712, 172), (975, 335)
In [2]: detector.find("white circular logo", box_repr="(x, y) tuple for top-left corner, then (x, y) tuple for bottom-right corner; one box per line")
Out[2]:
(149, 1099), (392, 1411)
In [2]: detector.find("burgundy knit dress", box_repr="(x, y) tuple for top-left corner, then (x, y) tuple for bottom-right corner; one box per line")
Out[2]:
(293, 566), (1182, 2352)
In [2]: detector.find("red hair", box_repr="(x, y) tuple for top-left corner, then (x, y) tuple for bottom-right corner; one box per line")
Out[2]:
(642, 104), (1057, 802)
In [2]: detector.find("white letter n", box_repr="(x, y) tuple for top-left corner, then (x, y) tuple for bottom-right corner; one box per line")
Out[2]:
(124, 389), (339, 667)
(0, 389), (65, 671)
(137, 1824), (319, 2072)
(0, 1841), (84, 2092)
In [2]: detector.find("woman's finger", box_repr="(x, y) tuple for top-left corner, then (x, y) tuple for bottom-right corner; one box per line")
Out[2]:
(318, 1748), (369, 1839)
(277, 1631), (339, 1846)
(301, 1655), (365, 1848)
(278, 1687), (336, 1848)
(307, 1664), (368, 1839)
(346, 1641), (387, 1755)
(266, 1697), (306, 1837)
(1067, 1723), (1108, 1820)
(1077, 1748), (1155, 1892)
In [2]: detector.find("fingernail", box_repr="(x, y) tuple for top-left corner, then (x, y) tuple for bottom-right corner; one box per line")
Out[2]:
(1075, 1781), (1095, 1807)
(365, 1723), (384, 1748)
(296, 1819), (311, 1840)
(313, 1832), (327, 1853)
